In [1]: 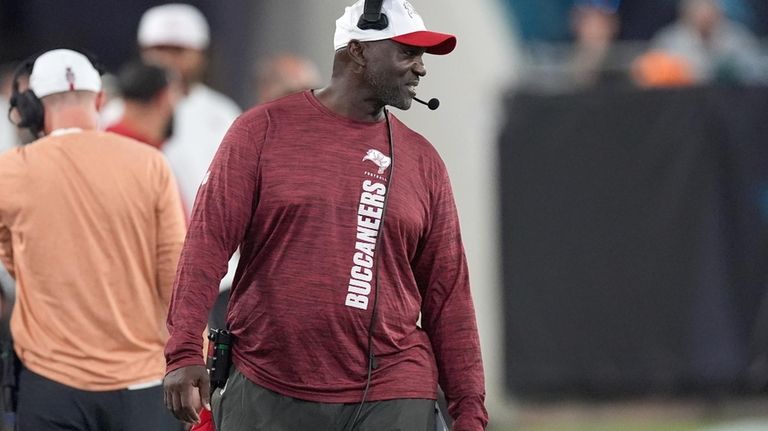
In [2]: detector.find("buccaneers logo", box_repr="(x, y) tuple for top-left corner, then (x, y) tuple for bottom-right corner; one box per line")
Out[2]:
(363, 149), (391, 174)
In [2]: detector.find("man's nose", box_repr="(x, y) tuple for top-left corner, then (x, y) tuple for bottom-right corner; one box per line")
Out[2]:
(413, 57), (427, 77)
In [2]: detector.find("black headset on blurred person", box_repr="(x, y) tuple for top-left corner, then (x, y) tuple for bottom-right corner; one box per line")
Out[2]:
(8, 49), (104, 139)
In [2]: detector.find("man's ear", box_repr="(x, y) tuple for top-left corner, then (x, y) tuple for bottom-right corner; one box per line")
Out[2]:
(94, 91), (105, 112)
(153, 87), (178, 111)
(347, 40), (367, 68)
(151, 87), (166, 105)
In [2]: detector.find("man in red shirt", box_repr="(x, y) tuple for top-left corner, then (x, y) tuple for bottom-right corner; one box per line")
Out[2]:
(163, 1), (487, 430)
(106, 61), (179, 149)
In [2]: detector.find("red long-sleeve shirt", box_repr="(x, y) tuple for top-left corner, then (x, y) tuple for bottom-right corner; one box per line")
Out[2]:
(165, 91), (487, 430)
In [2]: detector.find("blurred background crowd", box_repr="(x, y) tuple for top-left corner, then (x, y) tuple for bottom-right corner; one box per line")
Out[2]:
(2, 0), (768, 430)
(509, 0), (768, 90)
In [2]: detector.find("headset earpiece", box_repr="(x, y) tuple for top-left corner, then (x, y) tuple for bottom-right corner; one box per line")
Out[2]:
(7, 49), (104, 139)
(8, 59), (45, 138)
(11, 91), (45, 135)
(357, 0), (389, 31)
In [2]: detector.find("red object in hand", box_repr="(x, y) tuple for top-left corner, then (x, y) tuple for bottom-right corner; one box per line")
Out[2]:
(190, 408), (215, 431)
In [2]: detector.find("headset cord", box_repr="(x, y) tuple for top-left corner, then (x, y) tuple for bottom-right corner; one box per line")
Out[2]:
(345, 110), (394, 431)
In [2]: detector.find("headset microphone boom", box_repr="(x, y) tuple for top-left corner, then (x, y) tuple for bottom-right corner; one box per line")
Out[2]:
(413, 96), (439, 110)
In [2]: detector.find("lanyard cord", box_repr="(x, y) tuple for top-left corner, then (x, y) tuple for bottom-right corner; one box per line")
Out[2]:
(345, 109), (395, 431)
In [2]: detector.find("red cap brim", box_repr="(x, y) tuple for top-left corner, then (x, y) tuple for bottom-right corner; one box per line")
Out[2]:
(391, 31), (457, 55)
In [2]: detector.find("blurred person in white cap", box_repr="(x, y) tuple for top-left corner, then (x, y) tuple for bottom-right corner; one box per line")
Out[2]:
(137, 2), (243, 319)
(136, 3), (241, 213)
(163, 1), (487, 430)
(101, 3), (241, 215)
(0, 48), (186, 430)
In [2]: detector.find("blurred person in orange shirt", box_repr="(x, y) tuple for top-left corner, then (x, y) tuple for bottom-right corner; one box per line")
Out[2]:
(1, 49), (186, 430)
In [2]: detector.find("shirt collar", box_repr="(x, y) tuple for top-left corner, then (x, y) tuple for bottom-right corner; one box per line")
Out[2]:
(50, 128), (84, 137)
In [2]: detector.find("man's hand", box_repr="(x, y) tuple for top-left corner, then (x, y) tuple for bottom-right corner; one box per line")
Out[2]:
(163, 365), (211, 424)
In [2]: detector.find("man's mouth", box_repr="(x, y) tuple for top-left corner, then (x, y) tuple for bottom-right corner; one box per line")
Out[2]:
(405, 81), (419, 96)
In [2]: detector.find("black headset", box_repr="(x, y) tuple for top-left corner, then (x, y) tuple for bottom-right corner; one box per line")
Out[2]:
(8, 58), (45, 138)
(356, 0), (441, 111)
(8, 49), (105, 139)
(357, 0), (389, 30)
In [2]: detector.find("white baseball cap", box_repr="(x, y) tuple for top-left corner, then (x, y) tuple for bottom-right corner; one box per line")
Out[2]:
(137, 3), (210, 50)
(29, 49), (102, 98)
(334, 0), (457, 55)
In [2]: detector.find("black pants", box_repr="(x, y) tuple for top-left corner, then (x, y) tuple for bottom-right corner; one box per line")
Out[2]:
(212, 368), (436, 431)
(16, 368), (182, 431)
